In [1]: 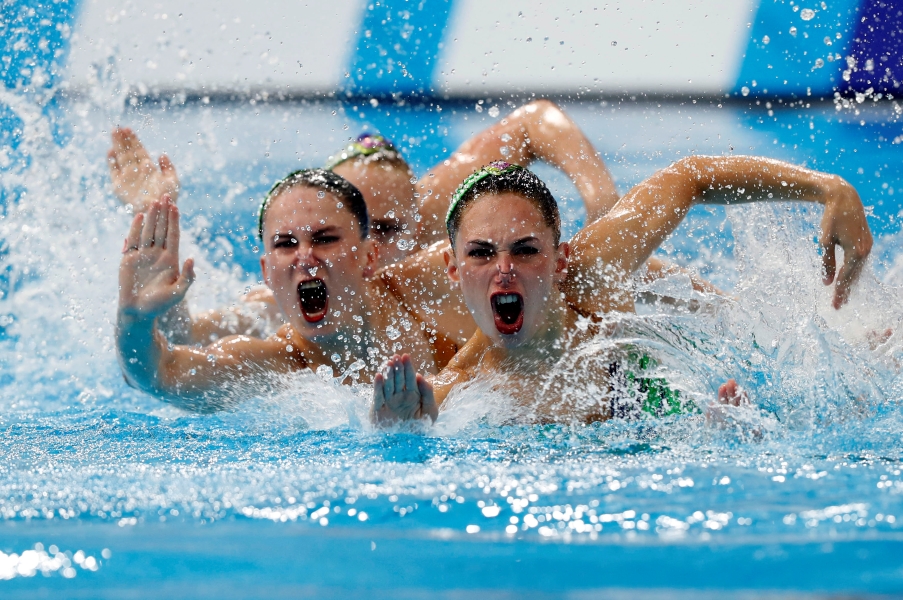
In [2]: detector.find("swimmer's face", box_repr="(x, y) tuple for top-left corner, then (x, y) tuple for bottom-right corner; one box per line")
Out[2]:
(333, 161), (418, 267)
(260, 185), (375, 341)
(446, 192), (568, 349)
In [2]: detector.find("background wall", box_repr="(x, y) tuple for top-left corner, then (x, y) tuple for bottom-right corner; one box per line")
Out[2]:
(51, 0), (900, 99)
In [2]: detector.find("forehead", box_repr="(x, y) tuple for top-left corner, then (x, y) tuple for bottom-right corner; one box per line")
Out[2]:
(333, 161), (414, 218)
(456, 192), (551, 241)
(264, 185), (356, 234)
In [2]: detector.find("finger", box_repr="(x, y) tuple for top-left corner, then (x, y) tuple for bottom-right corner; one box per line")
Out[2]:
(141, 201), (160, 247)
(833, 238), (870, 309)
(126, 213), (144, 251)
(165, 202), (180, 253)
(820, 236), (836, 285)
(154, 196), (170, 247)
(107, 149), (120, 173)
(172, 258), (195, 299)
(402, 354), (417, 393)
(383, 358), (396, 397)
(393, 355), (405, 391)
(417, 375), (438, 423)
(159, 154), (180, 201)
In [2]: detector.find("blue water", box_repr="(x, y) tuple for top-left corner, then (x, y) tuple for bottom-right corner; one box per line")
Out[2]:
(2, 88), (903, 597)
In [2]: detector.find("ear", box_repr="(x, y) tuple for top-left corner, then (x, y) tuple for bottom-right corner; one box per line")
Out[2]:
(361, 238), (378, 278)
(554, 242), (570, 284)
(444, 248), (460, 286)
(260, 256), (273, 289)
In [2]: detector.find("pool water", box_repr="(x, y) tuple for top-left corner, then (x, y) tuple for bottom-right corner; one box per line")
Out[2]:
(2, 85), (903, 597)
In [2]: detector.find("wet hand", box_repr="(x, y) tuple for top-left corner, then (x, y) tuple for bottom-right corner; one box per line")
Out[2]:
(706, 379), (750, 426)
(371, 354), (437, 426)
(819, 179), (872, 309)
(108, 127), (180, 212)
(119, 195), (195, 320)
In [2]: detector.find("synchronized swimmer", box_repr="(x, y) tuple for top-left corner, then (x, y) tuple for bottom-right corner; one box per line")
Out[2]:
(111, 102), (872, 422)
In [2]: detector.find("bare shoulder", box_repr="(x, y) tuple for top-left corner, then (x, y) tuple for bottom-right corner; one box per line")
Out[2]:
(428, 330), (490, 405)
(378, 242), (475, 346)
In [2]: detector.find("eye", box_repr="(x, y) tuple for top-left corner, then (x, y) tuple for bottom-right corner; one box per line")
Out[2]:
(467, 247), (494, 259)
(312, 234), (340, 245)
(371, 221), (401, 239)
(512, 245), (540, 256)
(273, 236), (298, 248)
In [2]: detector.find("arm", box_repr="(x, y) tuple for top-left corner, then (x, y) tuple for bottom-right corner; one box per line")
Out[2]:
(108, 127), (180, 212)
(565, 156), (872, 315)
(417, 99), (620, 244)
(116, 196), (304, 410)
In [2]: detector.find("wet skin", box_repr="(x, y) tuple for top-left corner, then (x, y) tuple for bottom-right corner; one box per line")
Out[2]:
(260, 186), (375, 344)
(333, 161), (418, 268)
(446, 193), (570, 351)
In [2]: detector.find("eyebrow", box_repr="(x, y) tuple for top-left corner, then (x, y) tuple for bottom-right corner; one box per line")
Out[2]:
(273, 225), (341, 238)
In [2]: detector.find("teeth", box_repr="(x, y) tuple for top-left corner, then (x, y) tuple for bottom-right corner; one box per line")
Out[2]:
(300, 280), (321, 290)
(496, 294), (519, 305)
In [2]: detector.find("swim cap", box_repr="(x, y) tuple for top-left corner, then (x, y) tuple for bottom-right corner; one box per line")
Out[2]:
(445, 162), (561, 251)
(257, 168), (369, 241)
(323, 133), (403, 170)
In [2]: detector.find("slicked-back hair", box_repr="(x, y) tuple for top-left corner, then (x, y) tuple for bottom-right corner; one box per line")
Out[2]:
(446, 166), (561, 251)
(258, 168), (369, 240)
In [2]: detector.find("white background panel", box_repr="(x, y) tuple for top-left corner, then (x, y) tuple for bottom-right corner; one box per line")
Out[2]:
(437, 0), (759, 95)
(66, 0), (363, 93)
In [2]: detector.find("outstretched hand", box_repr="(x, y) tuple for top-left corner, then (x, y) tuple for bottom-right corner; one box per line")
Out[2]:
(119, 195), (195, 320)
(371, 354), (437, 426)
(108, 127), (180, 212)
(819, 181), (873, 309)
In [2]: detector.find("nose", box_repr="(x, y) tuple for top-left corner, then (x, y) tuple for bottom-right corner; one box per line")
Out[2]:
(495, 252), (514, 281)
(293, 241), (316, 266)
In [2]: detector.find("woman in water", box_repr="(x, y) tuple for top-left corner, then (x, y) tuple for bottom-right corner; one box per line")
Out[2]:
(370, 159), (873, 425)
(109, 101), (716, 347)
(117, 169), (475, 410)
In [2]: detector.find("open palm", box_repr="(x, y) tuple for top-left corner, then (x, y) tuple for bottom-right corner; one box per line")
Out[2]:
(119, 195), (194, 319)
(371, 354), (437, 425)
(108, 127), (180, 212)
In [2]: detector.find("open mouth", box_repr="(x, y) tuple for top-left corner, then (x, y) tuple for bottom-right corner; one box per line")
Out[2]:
(491, 292), (524, 335)
(298, 279), (329, 323)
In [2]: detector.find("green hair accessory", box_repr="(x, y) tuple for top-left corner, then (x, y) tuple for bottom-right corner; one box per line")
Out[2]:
(445, 161), (524, 231)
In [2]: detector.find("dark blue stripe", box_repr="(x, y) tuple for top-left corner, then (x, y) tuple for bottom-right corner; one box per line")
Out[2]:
(734, 0), (861, 97)
(346, 0), (455, 96)
(841, 0), (903, 93)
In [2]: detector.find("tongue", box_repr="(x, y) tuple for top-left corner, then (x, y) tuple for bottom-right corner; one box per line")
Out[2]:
(298, 280), (328, 323)
(492, 295), (524, 335)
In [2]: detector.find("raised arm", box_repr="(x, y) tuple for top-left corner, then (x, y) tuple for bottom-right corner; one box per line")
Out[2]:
(417, 99), (620, 244)
(566, 156), (872, 314)
(116, 196), (304, 410)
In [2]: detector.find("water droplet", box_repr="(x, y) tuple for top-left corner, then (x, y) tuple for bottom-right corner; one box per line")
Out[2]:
(386, 325), (401, 340)
(331, 353), (341, 363)
(762, 35), (770, 45)
(789, 26), (797, 36)
(317, 190), (325, 198)
(611, 41), (617, 46)
(800, 8), (815, 20)
(741, 86), (750, 97)
(488, 106), (500, 118)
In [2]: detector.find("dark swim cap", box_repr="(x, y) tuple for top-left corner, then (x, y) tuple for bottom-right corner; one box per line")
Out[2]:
(445, 161), (561, 250)
(257, 168), (369, 241)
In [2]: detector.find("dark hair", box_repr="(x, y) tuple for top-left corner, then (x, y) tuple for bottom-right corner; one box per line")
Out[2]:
(258, 168), (369, 240)
(446, 164), (561, 251)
